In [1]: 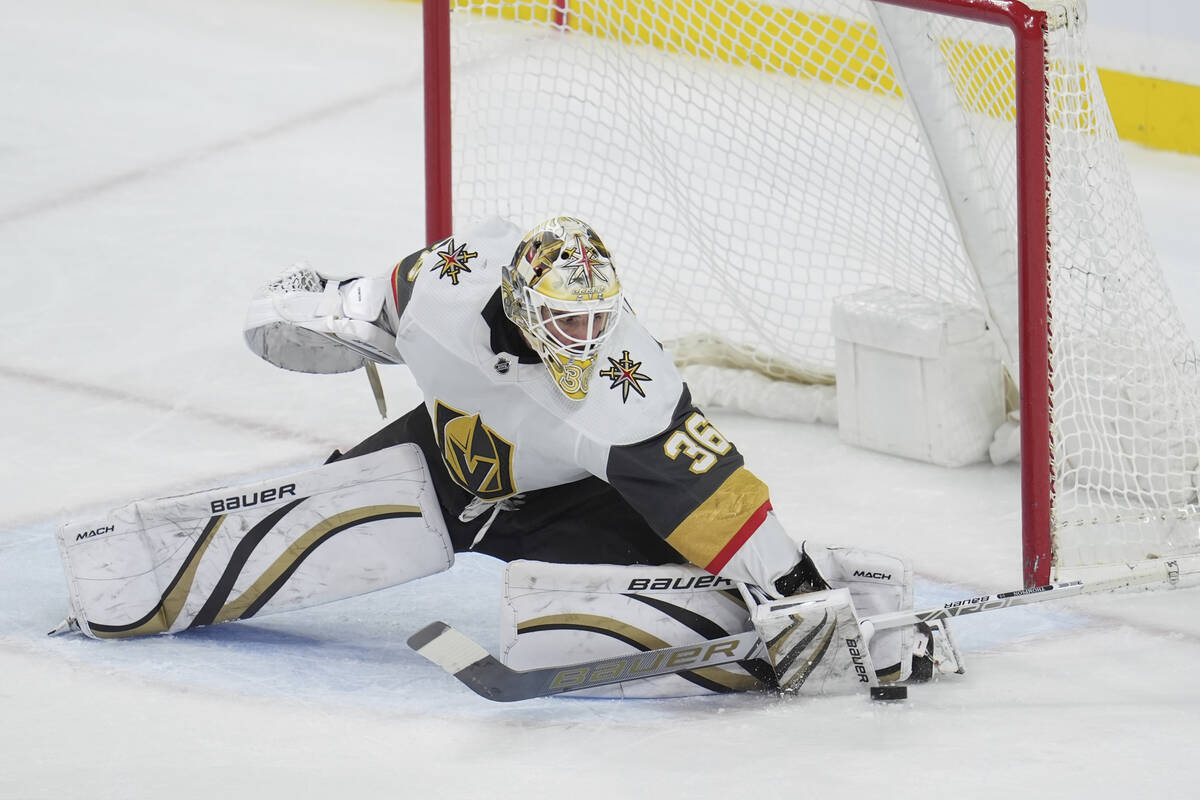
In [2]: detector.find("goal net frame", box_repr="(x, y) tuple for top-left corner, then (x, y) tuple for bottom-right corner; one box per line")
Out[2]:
(420, 0), (1196, 588)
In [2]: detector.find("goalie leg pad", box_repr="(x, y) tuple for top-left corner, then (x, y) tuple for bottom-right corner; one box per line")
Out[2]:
(501, 560), (769, 698)
(805, 544), (914, 681)
(56, 444), (452, 638)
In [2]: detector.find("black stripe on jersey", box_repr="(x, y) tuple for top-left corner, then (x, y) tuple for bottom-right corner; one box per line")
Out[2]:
(605, 385), (745, 539)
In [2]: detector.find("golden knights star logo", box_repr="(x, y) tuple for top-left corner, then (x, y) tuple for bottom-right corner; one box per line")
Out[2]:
(431, 239), (478, 285)
(599, 350), (652, 402)
(563, 233), (612, 296)
(434, 400), (517, 500)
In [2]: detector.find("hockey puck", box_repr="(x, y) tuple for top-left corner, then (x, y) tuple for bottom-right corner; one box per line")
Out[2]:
(870, 685), (908, 701)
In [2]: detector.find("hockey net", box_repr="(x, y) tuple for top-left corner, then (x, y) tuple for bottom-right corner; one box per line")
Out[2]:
(426, 0), (1200, 585)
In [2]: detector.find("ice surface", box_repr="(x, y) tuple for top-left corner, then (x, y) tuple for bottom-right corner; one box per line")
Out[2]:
(2, 1), (1200, 797)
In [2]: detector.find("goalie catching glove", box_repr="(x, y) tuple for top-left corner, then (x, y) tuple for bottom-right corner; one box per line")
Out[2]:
(243, 263), (401, 373)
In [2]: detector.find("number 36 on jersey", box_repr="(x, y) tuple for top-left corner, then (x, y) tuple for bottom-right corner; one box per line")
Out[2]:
(664, 412), (732, 474)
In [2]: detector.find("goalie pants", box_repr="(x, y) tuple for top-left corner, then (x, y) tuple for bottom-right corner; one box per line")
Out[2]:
(338, 403), (688, 568)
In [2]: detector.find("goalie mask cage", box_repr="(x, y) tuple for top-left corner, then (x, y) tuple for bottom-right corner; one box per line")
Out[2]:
(422, 0), (1200, 587)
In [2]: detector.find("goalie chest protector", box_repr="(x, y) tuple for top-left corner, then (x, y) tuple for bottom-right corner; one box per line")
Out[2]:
(389, 218), (685, 500)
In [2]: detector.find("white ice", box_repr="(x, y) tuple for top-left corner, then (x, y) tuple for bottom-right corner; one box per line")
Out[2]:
(3, 1), (1200, 798)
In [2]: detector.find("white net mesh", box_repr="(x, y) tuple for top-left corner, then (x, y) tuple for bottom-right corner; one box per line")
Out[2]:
(445, 0), (1200, 573)
(452, 1), (979, 379)
(265, 263), (324, 296)
(1037, 6), (1200, 568)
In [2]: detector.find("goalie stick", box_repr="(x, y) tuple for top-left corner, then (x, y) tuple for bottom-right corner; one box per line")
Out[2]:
(407, 621), (763, 702)
(408, 556), (1191, 702)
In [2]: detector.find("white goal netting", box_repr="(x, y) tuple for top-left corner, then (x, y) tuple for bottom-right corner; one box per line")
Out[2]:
(443, 0), (1200, 577)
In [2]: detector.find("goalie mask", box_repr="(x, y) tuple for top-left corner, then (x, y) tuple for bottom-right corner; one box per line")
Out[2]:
(501, 216), (623, 400)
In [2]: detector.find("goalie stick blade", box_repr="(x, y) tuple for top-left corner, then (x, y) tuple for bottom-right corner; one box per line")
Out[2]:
(407, 622), (527, 701)
(407, 622), (762, 702)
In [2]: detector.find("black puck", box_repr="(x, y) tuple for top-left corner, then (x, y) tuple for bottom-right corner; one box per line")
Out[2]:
(870, 685), (908, 701)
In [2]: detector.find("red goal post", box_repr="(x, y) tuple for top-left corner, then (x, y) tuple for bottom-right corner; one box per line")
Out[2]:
(422, 0), (1200, 588)
(863, 1), (1053, 588)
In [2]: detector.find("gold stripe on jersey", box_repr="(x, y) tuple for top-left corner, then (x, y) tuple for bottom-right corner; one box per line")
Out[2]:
(664, 467), (771, 571)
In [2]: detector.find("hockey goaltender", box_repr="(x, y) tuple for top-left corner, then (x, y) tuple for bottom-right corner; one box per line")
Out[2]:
(54, 216), (954, 699)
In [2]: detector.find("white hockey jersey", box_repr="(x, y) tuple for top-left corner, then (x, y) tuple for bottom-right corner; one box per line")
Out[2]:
(384, 218), (775, 574)
(245, 217), (793, 579)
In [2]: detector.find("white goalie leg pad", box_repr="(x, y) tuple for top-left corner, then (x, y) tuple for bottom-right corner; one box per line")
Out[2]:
(748, 588), (877, 695)
(805, 543), (915, 681)
(244, 264), (402, 373)
(56, 444), (452, 638)
(501, 561), (767, 698)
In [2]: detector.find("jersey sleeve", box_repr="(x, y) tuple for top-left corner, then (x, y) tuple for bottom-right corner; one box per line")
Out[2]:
(604, 386), (774, 575)
(389, 243), (436, 326)
(389, 217), (524, 331)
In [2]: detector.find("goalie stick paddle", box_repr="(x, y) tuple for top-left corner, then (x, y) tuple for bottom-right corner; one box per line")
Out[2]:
(409, 558), (1189, 702)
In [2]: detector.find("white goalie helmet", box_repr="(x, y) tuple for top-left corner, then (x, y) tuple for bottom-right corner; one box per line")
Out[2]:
(501, 216), (623, 400)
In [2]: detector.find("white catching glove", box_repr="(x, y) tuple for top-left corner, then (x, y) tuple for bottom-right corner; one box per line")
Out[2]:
(244, 263), (402, 373)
